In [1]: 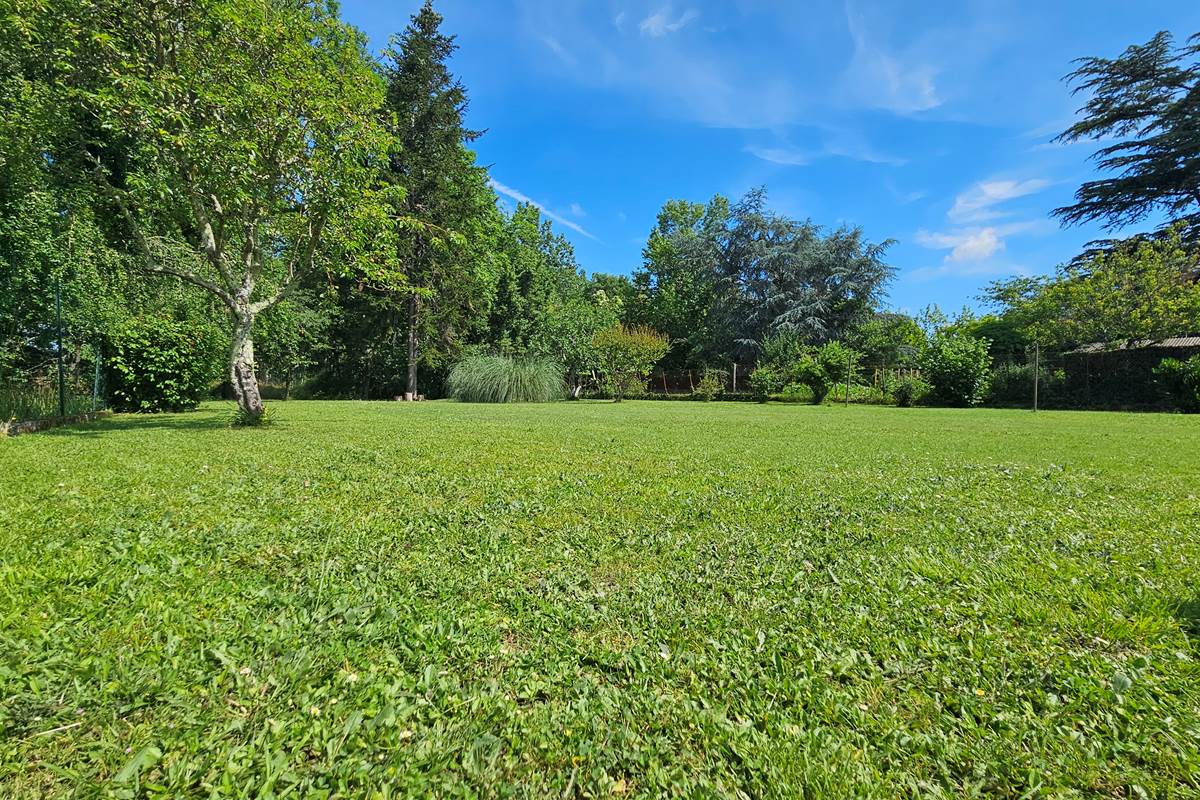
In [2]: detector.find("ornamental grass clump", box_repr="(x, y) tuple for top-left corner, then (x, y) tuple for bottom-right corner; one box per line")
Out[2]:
(448, 355), (564, 403)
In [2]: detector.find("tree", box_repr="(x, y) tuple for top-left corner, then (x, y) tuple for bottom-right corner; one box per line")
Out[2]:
(922, 332), (992, 407)
(1054, 31), (1200, 239)
(531, 297), (618, 399)
(68, 0), (390, 422)
(380, 1), (490, 400)
(592, 324), (669, 402)
(633, 189), (894, 366)
(846, 312), (925, 366)
(985, 230), (1200, 350)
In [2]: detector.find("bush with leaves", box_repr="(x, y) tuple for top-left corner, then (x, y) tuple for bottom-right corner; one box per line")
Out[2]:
(448, 354), (564, 403)
(1154, 356), (1200, 412)
(592, 324), (669, 402)
(887, 374), (931, 407)
(921, 333), (992, 407)
(103, 317), (224, 412)
(752, 332), (862, 404)
(692, 368), (727, 401)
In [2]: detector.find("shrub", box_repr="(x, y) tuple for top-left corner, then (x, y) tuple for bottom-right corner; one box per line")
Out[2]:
(448, 355), (564, 403)
(592, 324), (670, 402)
(692, 368), (727, 401)
(887, 374), (931, 407)
(754, 334), (863, 405)
(748, 365), (785, 399)
(104, 317), (224, 412)
(1154, 355), (1200, 412)
(776, 382), (815, 403)
(921, 333), (991, 407)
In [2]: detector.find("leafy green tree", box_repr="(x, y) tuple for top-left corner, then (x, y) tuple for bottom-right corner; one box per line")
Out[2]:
(592, 324), (669, 402)
(489, 203), (587, 354)
(380, 1), (495, 399)
(985, 230), (1200, 350)
(847, 312), (926, 366)
(1054, 31), (1200, 239)
(634, 189), (894, 366)
(922, 332), (992, 407)
(64, 0), (391, 422)
(531, 297), (618, 399)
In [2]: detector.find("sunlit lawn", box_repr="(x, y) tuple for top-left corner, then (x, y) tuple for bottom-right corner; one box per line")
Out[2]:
(2, 400), (1198, 797)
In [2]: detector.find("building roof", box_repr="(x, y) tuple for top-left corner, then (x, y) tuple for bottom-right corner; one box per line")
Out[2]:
(1067, 336), (1200, 355)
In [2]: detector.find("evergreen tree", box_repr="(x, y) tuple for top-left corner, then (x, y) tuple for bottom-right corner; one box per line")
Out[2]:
(1055, 31), (1200, 240)
(380, 1), (490, 399)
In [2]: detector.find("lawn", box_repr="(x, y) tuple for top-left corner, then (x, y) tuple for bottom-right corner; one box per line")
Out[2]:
(1, 400), (1198, 798)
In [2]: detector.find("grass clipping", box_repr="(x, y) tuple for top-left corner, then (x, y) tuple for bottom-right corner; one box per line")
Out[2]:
(448, 355), (564, 403)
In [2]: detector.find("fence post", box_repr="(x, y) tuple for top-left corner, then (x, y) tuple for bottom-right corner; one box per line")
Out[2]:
(845, 349), (851, 406)
(92, 343), (102, 411)
(1033, 342), (1039, 412)
(55, 279), (66, 419)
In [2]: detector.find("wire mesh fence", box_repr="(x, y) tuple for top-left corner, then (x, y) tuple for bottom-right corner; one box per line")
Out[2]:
(1, 282), (107, 426)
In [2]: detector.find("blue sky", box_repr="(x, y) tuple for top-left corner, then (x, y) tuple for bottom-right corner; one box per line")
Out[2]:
(340, 0), (1200, 314)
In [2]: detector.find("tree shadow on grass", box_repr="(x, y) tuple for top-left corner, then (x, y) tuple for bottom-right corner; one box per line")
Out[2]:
(37, 411), (230, 438)
(1174, 597), (1200, 640)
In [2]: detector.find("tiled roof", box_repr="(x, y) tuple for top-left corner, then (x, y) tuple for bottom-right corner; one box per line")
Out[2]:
(1067, 336), (1200, 354)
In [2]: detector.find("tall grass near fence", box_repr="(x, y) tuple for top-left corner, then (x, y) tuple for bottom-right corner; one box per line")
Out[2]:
(0, 379), (93, 423)
(448, 355), (564, 403)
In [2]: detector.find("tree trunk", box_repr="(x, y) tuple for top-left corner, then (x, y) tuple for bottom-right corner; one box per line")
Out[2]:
(229, 309), (265, 420)
(405, 293), (419, 400)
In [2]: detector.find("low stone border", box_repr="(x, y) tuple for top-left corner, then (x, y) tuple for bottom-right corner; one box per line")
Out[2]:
(1, 410), (113, 438)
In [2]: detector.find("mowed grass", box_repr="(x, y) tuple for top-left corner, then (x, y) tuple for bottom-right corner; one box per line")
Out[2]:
(1, 401), (1198, 798)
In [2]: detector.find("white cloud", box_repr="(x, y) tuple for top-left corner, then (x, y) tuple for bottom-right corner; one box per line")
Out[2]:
(489, 179), (597, 240)
(842, 1), (940, 114)
(614, 11), (627, 31)
(746, 145), (812, 167)
(569, 202), (586, 217)
(540, 36), (576, 66)
(639, 7), (699, 38)
(916, 228), (1003, 263)
(949, 178), (1049, 223)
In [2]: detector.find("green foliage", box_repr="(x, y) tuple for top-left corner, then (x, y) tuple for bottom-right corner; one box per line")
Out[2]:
(985, 229), (1200, 351)
(630, 189), (894, 368)
(691, 368), (726, 401)
(1053, 31), (1200, 236)
(887, 374), (931, 407)
(748, 364), (785, 399)
(103, 317), (223, 412)
(752, 333), (863, 405)
(592, 324), (670, 401)
(921, 333), (992, 407)
(448, 354), (564, 403)
(3, 401), (1200, 795)
(1154, 355), (1200, 412)
(987, 363), (1067, 407)
(846, 312), (925, 366)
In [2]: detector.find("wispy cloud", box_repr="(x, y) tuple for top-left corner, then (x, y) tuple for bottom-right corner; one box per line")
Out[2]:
(746, 127), (906, 168)
(916, 228), (1004, 263)
(489, 178), (597, 240)
(540, 36), (576, 66)
(639, 7), (700, 38)
(842, 1), (940, 114)
(569, 202), (587, 218)
(906, 261), (1028, 282)
(949, 178), (1049, 223)
(915, 220), (1043, 272)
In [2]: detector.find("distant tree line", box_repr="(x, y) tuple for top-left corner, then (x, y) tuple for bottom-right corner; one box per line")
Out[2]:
(1, 2), (1197, 417)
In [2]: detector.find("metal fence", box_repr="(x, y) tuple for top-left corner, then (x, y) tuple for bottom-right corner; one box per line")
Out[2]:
(1, 282), (106, 425)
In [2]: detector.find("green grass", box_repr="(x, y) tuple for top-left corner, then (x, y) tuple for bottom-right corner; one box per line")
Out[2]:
(2, 401), (1198, 797)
